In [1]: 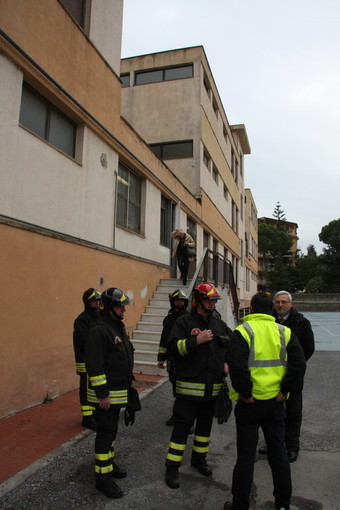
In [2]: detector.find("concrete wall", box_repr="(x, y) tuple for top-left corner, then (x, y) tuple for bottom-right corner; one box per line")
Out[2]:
(291, 293), (340, 312)
(0, 222), (169, 419)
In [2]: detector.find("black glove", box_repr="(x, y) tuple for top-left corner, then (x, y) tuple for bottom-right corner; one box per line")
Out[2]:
(124, 407), (135, 426)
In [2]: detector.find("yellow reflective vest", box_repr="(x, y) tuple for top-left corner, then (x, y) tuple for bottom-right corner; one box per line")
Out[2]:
(230, 314), (291, 401)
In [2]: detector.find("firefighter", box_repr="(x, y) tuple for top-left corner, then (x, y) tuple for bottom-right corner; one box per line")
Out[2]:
(157, 289), (189, 426)
(165, 282), (232, 489)
(84, 287), (134, 499)
(73, 288), (101, 430)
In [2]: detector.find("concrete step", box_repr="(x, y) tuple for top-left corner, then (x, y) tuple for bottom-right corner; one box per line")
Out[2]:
(132, 330), (160, 341)
(145, 305), (169, 316)
(141, 314), (164, 324)
(136, 321), (163, 332)
(134, 349), (158, 362)
(131, 339), (160, 351)
(132, 278), (191, 372)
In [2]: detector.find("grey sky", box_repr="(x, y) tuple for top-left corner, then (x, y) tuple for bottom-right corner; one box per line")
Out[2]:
(121, 0), (340, 254)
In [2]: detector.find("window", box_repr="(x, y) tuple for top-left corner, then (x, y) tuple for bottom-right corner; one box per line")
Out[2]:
(212, 96), (218, 118)
(149, 140), (193, 160)
(223, 125), (228, 144)
(59, 0), (87, 28)
(135, 65), (193, 85)
(160, 195), (172, 247)
(203, 73), (211, 97)
(223, 184), (228, 201)
(232, 200), (239, 234)
(117, 163), (142, 234)
(120, 74), (130, 87)
(203, 149), (211, 170)
(19, 84), (76, 157)
(212, 165), (219, 184)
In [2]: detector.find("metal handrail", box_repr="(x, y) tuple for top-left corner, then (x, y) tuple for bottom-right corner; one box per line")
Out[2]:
(187, 247), (239, 318)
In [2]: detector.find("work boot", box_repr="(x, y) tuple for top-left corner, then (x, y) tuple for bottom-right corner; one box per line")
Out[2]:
(165, 464), (180, 489)
(95, 474), (123, 498)
(112, 461), (127, 478)
(81, 415), (97, 431)
(191, 455), (212, 476)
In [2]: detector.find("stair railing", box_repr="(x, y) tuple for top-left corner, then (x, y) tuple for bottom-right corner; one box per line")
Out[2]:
(187, 247), (239, 319)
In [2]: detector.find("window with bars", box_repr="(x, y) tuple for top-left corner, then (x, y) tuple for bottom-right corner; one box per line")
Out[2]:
(117, 163), (142, 234)
(19, 83), (76, 158)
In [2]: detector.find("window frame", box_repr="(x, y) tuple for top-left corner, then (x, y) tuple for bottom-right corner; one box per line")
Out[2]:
(160, 195), (172, 248)
(19, 83), (77, 158)
(135, 64), (193, 86)
(116, 162), (142, 235)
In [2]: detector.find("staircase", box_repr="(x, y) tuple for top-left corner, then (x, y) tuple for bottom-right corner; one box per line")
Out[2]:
(131, 278), (190, 375)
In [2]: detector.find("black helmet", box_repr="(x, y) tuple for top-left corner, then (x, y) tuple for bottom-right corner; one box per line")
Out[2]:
(169, 289), (189, 307)
(82, 288), (101, 306)
(101, 287), (131, 312)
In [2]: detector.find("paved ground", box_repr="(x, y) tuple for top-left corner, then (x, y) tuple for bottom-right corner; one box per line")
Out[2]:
(304, 312), (340, 351)
(0, 312), (339, 510)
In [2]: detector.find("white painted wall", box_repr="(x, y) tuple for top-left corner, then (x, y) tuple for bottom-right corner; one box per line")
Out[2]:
(0, 54), (171, 266)
(89, 0), (123, 73)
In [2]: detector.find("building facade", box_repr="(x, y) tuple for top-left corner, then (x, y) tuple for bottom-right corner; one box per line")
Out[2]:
(120, 47), (257, 303)
(0, 0), (257, 419)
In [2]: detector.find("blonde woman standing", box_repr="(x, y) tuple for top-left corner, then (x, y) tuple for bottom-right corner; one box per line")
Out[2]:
(171, 229), (196, 285)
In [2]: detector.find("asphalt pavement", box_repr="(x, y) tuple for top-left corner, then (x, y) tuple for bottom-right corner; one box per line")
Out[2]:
(0, 313), (339, 510)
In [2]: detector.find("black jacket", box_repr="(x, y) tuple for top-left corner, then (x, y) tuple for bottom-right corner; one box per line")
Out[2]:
(84, 313), (134, 400)
(169, 307), (231, 400)
(157, 307), (188, 362)
(273, 307), (315, 361)
(73, 307), (99, 374)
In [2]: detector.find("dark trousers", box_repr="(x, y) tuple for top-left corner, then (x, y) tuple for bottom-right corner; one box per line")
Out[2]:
(79, 374), (94, 417)
(166, 398), (215, 467)
(177, 254), (189, 285)
(285, 391), (303, 452)
(232, 399), (291, 510)
(94, 405), (121, 475)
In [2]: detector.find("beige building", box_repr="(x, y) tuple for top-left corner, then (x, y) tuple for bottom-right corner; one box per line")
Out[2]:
(0, 0), (257, 419)
(121, 47), (257, 304)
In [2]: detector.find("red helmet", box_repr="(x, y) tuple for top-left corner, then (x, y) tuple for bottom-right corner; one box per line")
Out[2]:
(192, 282), (221, 306)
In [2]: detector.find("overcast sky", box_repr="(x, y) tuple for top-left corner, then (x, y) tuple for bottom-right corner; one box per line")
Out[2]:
(121, 0), (340, 254)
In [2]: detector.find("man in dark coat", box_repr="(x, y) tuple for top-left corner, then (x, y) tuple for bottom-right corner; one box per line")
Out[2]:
(164, 283), (232, 489)
(157, 289), (189, 426)
(73, 288), (101, 430)
(273, 290), (314, 462)
(85, 287), (134, 499)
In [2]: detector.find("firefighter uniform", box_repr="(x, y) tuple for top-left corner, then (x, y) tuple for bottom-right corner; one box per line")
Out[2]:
(73, 300), (99, 423)
(166, 306), (230, 471)
(85, 312), (134, 478)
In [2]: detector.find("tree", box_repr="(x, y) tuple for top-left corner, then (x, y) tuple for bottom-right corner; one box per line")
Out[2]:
(272, 201), (286, 223)
(293, 244), (324, 292)
(318, 219), (340, 291)
(258, 223), (294, 292)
